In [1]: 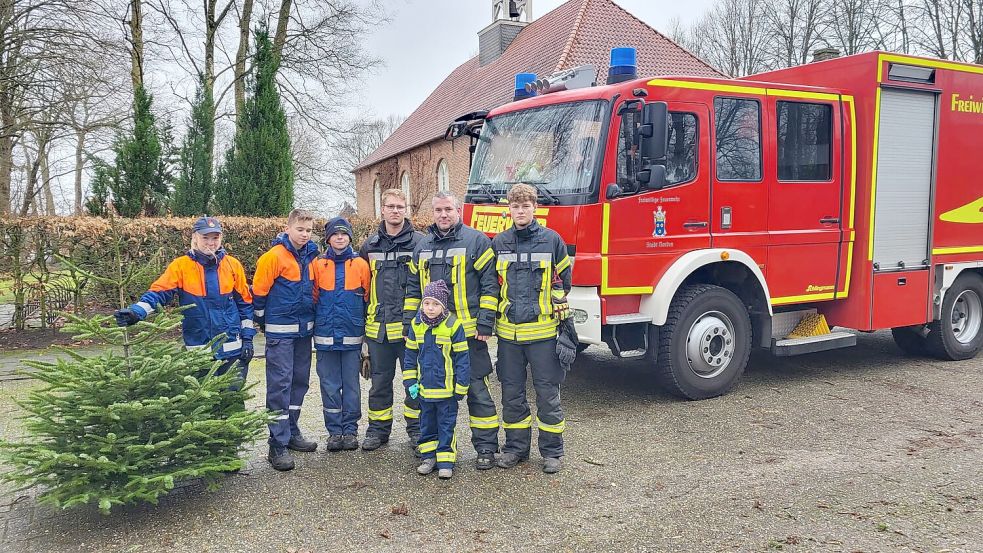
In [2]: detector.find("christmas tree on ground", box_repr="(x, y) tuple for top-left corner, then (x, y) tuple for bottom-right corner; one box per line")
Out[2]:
(0, 218), (270, 514)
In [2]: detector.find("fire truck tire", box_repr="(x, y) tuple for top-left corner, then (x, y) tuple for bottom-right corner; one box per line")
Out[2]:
(656, 284), (751, 400)
(926, 272), (983, 361)
(891, 327), (929, 356)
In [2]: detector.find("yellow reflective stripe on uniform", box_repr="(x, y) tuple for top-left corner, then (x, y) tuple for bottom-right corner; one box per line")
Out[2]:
(537, 417), (565, 433)
(454, 383), (469, 395)
(435, 431), (457, 463)
(451, 341), (468, 353)
(537, 261), (551, 322)
(365, 321), (381, 339)
(502, 415), (533, 429)
(555, 254), (571, 274)
(418, 440), (437, 453)
(405, 338), (419, 350)
(479, 295), (498, 311)
(403, 370), (418, 381)
(474, 247), (495, 271)
(366, 259), (381, 323)
(470, 415), (499, 429)
(551, 289), (566, 300)
(367, 407), (393, 421)
(454, 260), (471, 323)
(385, 322), (403, 336)
(408, 259), (418, 275)
(403, 407), (420, 419)
(404, 297), (420, 311)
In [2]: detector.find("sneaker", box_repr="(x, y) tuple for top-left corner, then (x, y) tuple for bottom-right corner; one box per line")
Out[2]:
(543, 457), (563, 474)
(496, 452), (527, 469)
(267, 447), (295, 471)
(342, 434), (359, 450)
(475, 454), (495, 471)
(417, 457), (436, 475)
(287, 433), (318, 452)
(361, 435), (388, 451)
(438, 468), (453, 479)
(325, 435), (344, 452)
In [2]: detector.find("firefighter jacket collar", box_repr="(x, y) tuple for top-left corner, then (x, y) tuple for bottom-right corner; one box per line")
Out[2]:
(513, 219), (541, 240)
(428, 221), (463, 241)
(187, 247), (226, 267)
(375, 218), (416, 245)
(272, 232), (320, 262)
(324, 245), (356, 262)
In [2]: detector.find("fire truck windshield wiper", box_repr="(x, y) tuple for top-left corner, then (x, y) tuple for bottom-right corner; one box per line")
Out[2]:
(468, 182), (501, 203)
(512, 180), (560, 205)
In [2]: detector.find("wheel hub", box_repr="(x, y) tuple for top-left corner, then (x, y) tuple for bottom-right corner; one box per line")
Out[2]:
(950, 289), (982, 344)
(685, 311), (736, 379)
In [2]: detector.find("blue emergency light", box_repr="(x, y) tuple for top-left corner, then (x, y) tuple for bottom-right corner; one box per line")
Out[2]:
(514, 73), (537, 101)
(607, 47), (638, 84)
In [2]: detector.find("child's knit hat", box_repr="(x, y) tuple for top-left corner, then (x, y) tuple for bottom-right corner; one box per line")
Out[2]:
(423, 280), (450, 310)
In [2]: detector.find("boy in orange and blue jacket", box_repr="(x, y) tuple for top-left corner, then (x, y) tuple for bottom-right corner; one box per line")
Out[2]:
(312, 218), (371, 451)
(252, 209), (321, 471)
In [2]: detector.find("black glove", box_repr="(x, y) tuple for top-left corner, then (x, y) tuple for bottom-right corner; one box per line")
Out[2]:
(254, 316), (265, 333)
(360, 354), (372, 380)
(240, 340), (254, 362)
(114, 308), (139, 327)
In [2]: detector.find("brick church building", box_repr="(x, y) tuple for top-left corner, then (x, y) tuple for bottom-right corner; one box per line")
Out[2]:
(352, 0), (721, 217)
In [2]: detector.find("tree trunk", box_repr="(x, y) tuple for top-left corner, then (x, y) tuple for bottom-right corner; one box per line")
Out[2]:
(273, 0), (293, 63)
(74, 128), (85, 214)
(0, 128), (12, 216)
(41, 146), (54, 215)
(235, 0), (255, 126)
(129, 0), (144, 90)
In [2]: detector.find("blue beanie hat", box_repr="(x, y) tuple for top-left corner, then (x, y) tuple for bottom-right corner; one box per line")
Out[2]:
(325, 217), (353, 239)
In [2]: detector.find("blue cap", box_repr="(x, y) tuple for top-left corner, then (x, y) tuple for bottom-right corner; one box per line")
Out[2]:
(192, 216), (223, 234)
(325, 217), (353, 239)
(514, 73), (537, 101)
(608, 47), (638, 84)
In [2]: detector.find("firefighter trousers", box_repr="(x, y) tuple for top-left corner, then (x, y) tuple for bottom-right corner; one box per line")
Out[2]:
(496, 337), (566, 459)
(315, 349), (361, 436)
(419, 398), (458, 469)
(366, 339), (420, 440)
(466, 338), (499, 455)
(266, 337), (312, 448)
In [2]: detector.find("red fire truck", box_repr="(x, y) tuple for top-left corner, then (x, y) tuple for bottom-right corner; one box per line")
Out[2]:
(449, 50), (983, 400)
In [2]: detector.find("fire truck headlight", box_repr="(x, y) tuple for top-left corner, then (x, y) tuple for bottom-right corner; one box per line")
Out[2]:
(572, 309), (588, 324)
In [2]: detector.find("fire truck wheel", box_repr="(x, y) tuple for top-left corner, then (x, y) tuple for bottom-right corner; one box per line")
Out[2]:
(656, 284), (751, 400)
(891, 327), (929, 356)
(926, 272), (983, 361)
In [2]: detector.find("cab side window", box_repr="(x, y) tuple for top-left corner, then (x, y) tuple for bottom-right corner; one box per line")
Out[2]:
(617, 110), (698, 188)
(714, 97), (762, 181)
(777, 101), (832, 181)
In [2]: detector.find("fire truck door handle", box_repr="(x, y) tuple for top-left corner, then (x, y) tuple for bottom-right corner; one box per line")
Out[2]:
(820, 216), (840, 224)
(683, 221), (708, 229)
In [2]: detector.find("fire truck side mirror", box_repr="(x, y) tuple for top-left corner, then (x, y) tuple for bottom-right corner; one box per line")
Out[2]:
(638, 101), (668, 161)
(445, 121), (467, 140)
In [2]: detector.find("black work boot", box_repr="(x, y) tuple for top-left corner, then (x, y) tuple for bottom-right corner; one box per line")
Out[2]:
(361, 435), (388, 451)
(543, 457), (563, 474)
(267, 447), (295, 471)
(475, 453), (496, 471)
(496, 452), (527, 469)
(325, 435), (344, 452)
(287, 433), (318, 452)
(342, 434), (359, 450)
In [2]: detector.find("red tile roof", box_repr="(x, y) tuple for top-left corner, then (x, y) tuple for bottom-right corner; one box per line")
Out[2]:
(353, 0), (722, 172)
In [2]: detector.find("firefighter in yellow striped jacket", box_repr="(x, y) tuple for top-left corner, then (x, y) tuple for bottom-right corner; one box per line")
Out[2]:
(491, 184), (572, 475)
(405, 191), (501, 471)
(357, 189), (424, 452)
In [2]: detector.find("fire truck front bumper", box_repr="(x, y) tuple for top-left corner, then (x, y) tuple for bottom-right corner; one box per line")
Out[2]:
(568, 286), (602, 345)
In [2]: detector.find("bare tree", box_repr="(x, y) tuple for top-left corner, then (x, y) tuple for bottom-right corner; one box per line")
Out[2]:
(764, 0), (829, 68)
(692, 0), (771, 77)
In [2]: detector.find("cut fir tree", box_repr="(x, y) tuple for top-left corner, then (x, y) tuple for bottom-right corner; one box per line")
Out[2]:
(0, 217), (270, 514)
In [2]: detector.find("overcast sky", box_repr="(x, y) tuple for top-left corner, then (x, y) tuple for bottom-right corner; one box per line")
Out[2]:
(353, 0), (715, 120)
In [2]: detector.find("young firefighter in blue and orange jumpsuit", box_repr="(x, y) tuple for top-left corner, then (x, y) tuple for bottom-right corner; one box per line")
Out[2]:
(312, 218), (371, 451)
(253, 209), (321, 471)
(403, 280), (470, 480)
(115, 216), (255, 385)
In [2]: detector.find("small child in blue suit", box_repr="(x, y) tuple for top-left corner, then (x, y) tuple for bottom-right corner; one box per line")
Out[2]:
(403, 280), (470, 479)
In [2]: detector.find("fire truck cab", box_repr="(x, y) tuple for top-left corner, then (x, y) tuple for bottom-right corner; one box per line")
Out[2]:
(451, 50), (983, 400)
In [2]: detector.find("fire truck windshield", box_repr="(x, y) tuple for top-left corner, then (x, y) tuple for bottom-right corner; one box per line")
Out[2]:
(466, 100), (607, 204)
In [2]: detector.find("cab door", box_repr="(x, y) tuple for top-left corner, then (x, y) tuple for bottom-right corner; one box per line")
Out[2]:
(603, 100), (711, 294)
(764, 96), (843, 305)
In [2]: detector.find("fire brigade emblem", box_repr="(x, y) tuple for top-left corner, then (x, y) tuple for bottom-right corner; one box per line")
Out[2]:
(653, 206), (667, 237)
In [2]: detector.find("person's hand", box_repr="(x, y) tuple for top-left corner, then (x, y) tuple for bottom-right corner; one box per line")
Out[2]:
(360, 354), (372, 380)
(254, 316), (265, 333)
(240, 340), (254, 362)
(114, 308), (139, 327)
(475, 334), (490, 342)
(407, 383), (419, 400)
(552, 301), (570, 320)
